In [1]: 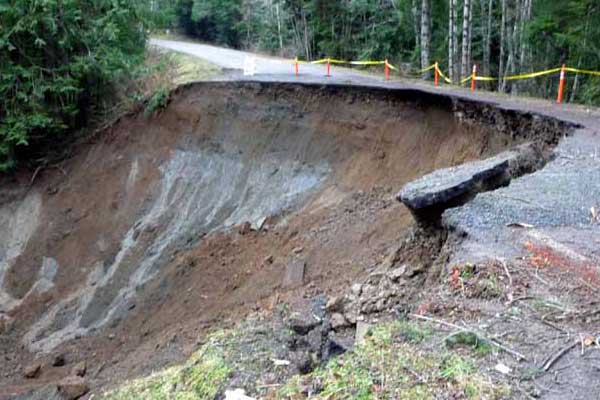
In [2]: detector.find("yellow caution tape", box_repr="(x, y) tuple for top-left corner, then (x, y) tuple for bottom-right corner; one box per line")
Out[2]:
(474, 76), (497, 82)
(386, 62), (399, 72)
(417, 64), (436, 73)
(504, 67), (563, 81)
(290, 58), (600, 85)
(350, 60), (385, 66)
(435, 66), (453, 84)
(460, 75), (473, 85)
(471, 67), (562, 82)
(310, 58), (348, 65)
(565, 67), (600, 77)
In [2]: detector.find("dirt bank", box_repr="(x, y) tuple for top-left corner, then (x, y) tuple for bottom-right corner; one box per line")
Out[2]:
(0, 82), (571, 396)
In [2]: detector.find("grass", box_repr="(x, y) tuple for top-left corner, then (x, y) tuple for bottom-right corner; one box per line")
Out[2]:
(98, 319), (507, 399)
(277, 321), (508, 400)
(99, 336), (231, 400)
(97, 47), (220, 122)
(166, 50), (221, 86)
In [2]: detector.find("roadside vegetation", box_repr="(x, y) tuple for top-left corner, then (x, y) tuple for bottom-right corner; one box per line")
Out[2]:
(279, 321), (507, 400)
(0, 1), (218, 172)
(3, 0), (598, 171)
(99, 318), (509, 400)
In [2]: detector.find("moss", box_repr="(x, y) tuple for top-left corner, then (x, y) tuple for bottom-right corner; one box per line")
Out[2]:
(445, 331), (494, 355)
(278, 321), (508, 400)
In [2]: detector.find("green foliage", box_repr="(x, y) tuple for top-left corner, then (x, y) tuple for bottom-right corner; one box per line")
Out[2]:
(279, 321), (508, 399)
(0, 0), (150, 171)
(445, 331), (494, 355)
(176, 0), (242, 47)
(145, 88), (170, 115)
(99, 340), (231, 399)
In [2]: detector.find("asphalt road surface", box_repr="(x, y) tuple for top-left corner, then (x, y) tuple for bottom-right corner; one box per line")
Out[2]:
(151, 37), (600, 273)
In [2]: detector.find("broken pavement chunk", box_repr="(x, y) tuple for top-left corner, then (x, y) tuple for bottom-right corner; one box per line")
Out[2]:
(283, 259), (306, 288)
(397, 144), (543, 224)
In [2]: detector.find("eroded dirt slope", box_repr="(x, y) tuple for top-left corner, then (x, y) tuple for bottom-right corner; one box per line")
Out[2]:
(0, 82), (568, 396)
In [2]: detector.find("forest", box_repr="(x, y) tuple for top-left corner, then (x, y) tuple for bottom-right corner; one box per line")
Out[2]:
(167, 0), (600, 103)
(1, 0), (599, 171)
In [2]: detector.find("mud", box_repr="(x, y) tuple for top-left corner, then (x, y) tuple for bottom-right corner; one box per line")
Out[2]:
(0, 82), (572, 396)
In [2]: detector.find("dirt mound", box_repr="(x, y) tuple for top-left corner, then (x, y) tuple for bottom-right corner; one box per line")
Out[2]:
(0, 82), (567, 396)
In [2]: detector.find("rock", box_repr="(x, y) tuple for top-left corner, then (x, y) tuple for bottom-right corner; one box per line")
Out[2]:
(327, 332), (354, 356)
(263, 255), (274, 265)
(344, 309), (358, 324)
(387, 264), (407, 281)
(351, 283), (363, 296)
(355, 322), (372, 345)
(291, 351), (314, 374)
(288, 313), (319, 335)
(72, 361), (86, 377)
(381, 251), (399, 270)
(251, 217), (268, 231)
(11, 385), (61, 400)
(397, 149), (521, 223)
(325, 296), (344, 312)
(330, 313), (350, 330)
(23, 362), (42, 379)
(238, 222), (252, 235)
(52, 353), (66, 367)
(57, 376), (89, 400)
(306, 327), (326, 357)
(292, 246), (304, 254)
(225, 388), (256, 400)
(283, 259), (306, 288)
(0, 315), (11, 334)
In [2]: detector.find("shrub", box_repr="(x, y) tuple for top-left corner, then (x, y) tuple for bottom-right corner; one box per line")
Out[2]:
(0, 0), (149, 171)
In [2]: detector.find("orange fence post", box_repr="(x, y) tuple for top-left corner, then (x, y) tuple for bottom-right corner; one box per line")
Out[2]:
(557, 64), (566, 104)
(385, 59), (390, 81)
(434, 62), (439, 86)
(326, 58), (331, 77)
(294, 57), (299, 76)
(471, 64), (477, 92)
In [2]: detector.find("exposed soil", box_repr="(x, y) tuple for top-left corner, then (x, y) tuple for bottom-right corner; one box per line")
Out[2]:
(0, 82), (572, 398)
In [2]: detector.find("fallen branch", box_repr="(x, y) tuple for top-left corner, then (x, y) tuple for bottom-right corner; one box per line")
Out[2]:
(410, 314), (528, 361)
(29, 166), (43, 187)
(541, 340), (579, 371)
(501, 260), (514, 305)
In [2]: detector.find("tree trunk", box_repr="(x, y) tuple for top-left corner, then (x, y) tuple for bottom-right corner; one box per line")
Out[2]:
(461, 0), (472, 80)
(413, 0), (421, 55)
(570, 11), (590, 102)
(499, 0), (507, 91)
(420, 0), (431, 78)
(482, 0), (493, 77)
(449, 0), (458, 82)
(276, 3), (283, 52)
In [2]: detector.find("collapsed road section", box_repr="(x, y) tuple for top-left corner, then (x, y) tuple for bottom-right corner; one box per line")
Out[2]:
(0, 81), (578, 397)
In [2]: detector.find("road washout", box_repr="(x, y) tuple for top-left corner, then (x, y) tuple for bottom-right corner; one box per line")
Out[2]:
(0, 81), (574, 397)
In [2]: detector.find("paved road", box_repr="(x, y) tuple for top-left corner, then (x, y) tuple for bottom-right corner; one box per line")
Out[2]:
(151, 38), (367, 81)
(151, 38), (600, 126)
(151, 37), (600, 269)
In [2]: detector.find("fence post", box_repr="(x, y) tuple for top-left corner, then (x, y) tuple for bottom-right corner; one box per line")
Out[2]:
(294, 57), (299, 77)
(326, 58), (331, 77)
(434, 62), (439, 86)
(557, 64), (566, 104)
(385, 59), (390, 81)
(471, 64), (477, 92)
